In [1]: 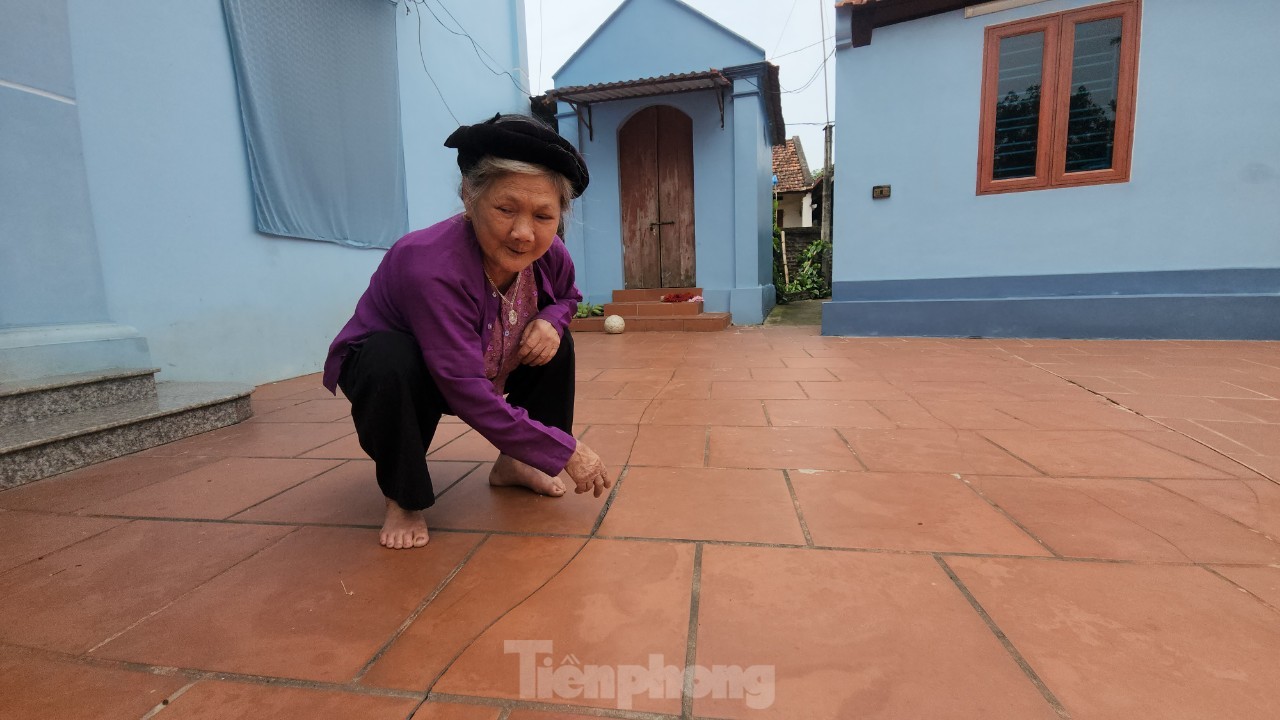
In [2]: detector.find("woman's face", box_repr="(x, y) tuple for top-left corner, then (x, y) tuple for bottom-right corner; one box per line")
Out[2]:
(470, 172), (562, 279)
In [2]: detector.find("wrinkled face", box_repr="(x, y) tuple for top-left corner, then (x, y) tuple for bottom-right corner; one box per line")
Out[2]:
(469, 172), (561, 279)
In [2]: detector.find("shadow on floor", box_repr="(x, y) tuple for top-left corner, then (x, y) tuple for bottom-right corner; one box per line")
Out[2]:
(765, 297), (828, 326)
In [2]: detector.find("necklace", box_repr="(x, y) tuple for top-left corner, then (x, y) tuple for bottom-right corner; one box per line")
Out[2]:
(485, 268), (521, 326)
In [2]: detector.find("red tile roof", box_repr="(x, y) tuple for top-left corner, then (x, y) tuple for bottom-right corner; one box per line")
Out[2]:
(772, 137), (815, 193)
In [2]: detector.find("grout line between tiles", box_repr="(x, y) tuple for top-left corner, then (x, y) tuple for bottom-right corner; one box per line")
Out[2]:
(425, 691), (679, 718)
(224, 459), (349, 520)
(933, 555), (1072, 720)
(139, 680), (198, 719)
(83, 526), (302, 656)
(957, 475), (1061, 558)
(680, 544), (704, 720)
(1142, 479), (1280, 544)
(432, 462), (487, 502)
(831, 428), (869, 471)
(780, 470), (814, 547)
(353, 534), (492, 683)
(1199, 565), (1280, 616)
(495, 710), (513, 720)
(702, 427), (710, 467)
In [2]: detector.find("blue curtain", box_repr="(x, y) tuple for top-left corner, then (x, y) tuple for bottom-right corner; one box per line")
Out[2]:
(222, 0), (408, 249)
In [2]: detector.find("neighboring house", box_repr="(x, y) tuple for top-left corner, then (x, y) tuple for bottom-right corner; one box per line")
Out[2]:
(0, 0), (530, 483)
(823, 0), (1280, 339)
(773, 137), (816, 229)
(547, 0), (786, 325)
(1, 0), (530, 385)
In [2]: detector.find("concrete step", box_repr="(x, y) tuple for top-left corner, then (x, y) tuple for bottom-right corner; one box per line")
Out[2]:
(570, 312), (731, 333)
(0, 368), (158, 427)
(603, 300), (704, 317)
(0, 381), (253, 489)
(611, 287), (703, 303)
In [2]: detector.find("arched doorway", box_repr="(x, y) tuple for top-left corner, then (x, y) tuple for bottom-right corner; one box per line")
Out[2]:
(618, 105), (695, 289)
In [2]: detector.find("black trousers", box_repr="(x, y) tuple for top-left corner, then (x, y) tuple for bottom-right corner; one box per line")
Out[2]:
(337, 330), (575, 511)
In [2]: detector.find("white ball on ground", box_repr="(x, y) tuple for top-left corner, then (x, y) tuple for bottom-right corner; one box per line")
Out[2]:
(603, 315), (625, 334)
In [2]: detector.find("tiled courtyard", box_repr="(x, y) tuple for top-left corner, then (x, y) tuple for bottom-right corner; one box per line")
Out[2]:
(3, 327), (1280, 719)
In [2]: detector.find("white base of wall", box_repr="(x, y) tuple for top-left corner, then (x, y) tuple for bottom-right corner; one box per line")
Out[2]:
(0, 323), (153, 383)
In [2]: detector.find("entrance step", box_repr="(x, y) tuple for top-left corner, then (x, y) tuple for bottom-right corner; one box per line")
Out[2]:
(611, 287), (703, 303)
(603, 300), (704, 317)
(571, 312), (730, 333)
(0, 370), (252, 489)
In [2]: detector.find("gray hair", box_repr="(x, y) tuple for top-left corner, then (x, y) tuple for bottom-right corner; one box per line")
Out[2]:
(460, 156), (574, 216)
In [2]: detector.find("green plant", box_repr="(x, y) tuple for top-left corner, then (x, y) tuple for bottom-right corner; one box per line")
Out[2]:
(783, 237), (831, 299)
(574, 302), (604, 319)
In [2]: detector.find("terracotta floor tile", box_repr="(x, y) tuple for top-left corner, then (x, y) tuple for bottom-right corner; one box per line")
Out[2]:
(694, 546), (1058, 719)
(593, 368), (675, 383)
(844, 429), (1036, 475)
(970, 476), (1280, 563)
(792, 471), (1049, 555)
(252, 374), (324, 400)
(1226, 378), (1280, 398)
(81, 457), (340, 520)
(1109, 394), (1264, 422)
(994, 400), (1160, 431)
(572, 398), (652, 424)
(709, 427), (861, 471)
(577, 424), (637, 468)
(0, 520), (290, 653)
(599, 467), (805, 544)
(159, 680), (420, 719)
(1211, 565), (1280, 610)
(982, 429), (1233, 478)
(434, 539), (695, 715)
(1123, 430), (1264, 479)
(641, 398), (767, 426)
(233, 460), (478, 525)
(1215, 398), (1280, 423)
(798, 379), (908, 400)
(428, 429), (501, 462)
(506, 711), (600, 720)
(1193, 420), (1280, 456)
(1236, 454), (1280, 480)
(1154, 478), (1280, 538)
(779, 356), (862, 369)
(749, 367), (839, 382)
(949, 557), (1280, 720)
(1156, 418), (1257, 457)
(362, 535), (584, 690)
(710, 380), (807, 400)
(912, 400), (1031, 430)
(248, 398), (352, 423)
(0, 455), (219, 513)
(425, 464), (607, 535)
(671, 366), (752, 381)
(613, 381), (665, 399)
(1113, 378), (1271, 399)
(575, 380), (625, 399)
(763, 399), (895, 428)
(95, 528), (482, 682)
(142, 422), (352, 459)
(713, 353), (786, 368)
(412, 702), (503, 719)
(299, 431), (367, 459)
(628, 424), (706, 467)
(0, 645), (186, 720)
(0, 509), (122, 574)
(866, 399), (952, 428)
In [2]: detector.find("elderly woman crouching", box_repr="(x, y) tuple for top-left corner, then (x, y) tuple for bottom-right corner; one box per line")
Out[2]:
(322, 114), (610, 549)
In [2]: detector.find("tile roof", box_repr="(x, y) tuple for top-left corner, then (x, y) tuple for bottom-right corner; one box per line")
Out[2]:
(772, 137), (815, 193)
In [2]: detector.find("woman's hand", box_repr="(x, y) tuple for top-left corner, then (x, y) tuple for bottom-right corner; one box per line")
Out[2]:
(519, 318), (560, 366)
(565, 442), (611, 498)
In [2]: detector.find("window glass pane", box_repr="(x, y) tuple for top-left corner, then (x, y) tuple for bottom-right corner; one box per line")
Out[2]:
(993, 31), (1045, 179)
(1065, 17), (1123, 173)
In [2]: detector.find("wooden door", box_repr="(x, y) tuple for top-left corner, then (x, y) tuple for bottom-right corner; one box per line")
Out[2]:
(618, 105), (695, 289)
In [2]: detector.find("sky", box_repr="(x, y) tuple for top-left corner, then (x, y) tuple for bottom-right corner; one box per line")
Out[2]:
(523, 0), (837, 174)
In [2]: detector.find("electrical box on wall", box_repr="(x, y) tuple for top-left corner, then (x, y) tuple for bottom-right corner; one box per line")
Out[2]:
(872, 185), (891, 199)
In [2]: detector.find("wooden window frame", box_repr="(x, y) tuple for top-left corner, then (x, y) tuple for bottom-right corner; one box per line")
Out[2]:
(977, 0), (1141, 195)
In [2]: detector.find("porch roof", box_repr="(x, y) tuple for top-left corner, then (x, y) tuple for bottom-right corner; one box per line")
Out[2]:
(836, 0), (990, 47)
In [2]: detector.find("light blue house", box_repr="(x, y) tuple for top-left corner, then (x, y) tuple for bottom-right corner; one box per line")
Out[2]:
(548, 0), (785, 325)
(824, 0), (1280, 339)
(1, 0), (532, 483)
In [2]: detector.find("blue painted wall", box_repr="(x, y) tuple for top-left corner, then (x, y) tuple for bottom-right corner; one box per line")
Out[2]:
(826, 0), (1280, 338)
(19, 0), (532, 384)
(553, 0), (776, 322)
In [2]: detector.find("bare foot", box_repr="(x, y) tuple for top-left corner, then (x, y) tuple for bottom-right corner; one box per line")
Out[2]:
(489, 454), (566, 497)
(380, 498), (429, 549)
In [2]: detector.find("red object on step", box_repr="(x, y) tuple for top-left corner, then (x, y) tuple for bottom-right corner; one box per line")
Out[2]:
(661, 292), (697, 303)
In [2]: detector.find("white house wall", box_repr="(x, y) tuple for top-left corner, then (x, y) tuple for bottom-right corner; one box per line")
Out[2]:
(825, 0), (1280, 339)
(60, 0), (530, 384)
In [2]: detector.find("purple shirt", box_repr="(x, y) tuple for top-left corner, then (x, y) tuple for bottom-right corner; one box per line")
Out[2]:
(484, 265), (539, 394)
(323, 214), (581, 476)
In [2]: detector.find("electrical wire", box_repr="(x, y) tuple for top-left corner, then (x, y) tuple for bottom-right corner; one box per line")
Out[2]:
(411, 1), (460, 124)
(769, 0), (802, 59)
(413, 0), (532, 96)
(780, 47), (835, 94)
(772, 34), (835, 61)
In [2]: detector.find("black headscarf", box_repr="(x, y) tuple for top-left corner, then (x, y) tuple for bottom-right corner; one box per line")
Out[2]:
(444, 113), (590, 198)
